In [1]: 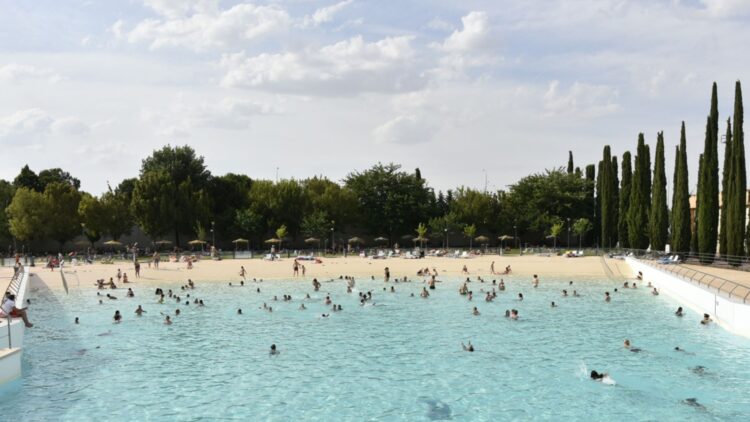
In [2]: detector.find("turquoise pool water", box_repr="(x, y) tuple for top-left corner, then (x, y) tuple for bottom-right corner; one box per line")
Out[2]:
(2, 274), (750, 421)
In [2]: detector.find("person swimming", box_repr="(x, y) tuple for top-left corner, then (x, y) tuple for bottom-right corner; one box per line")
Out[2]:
(510, 309), (519, 320)
(299, 304), (306, 310)
(472, 307), (480, 316)
(624, 339), (642, 352)
(518, 293), (523, 301)
(675, 306), (684, 317)
(462, 341), (474, 352)
(270, 344), (279, 355)
(135, 305), (145, 316)
(237, 309), (242, 314)
(551, 301), (557, 308)
(421, 287), (430, 298)
(164, 315), (172, 325)
(590, 370), (606, 380)
(700, 313), (712, 325)
(605, 292), (611, 302)
(113, 310), (122, 323)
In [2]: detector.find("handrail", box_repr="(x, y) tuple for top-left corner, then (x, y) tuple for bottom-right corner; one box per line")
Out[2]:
(630, 255), (750, 304)
(2, 266), (26, 349)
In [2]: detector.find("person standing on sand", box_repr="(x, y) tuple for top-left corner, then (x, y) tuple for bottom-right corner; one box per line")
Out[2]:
(490, 261), (496, 275)
(134, 261), (141, 278)
(293, 260), (299, 276)
(240, 266), (246, 280)
(153, 252), (160, 269)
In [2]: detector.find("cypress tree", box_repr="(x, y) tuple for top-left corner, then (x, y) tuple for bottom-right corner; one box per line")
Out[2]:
(696, 83), (720, 263)
(719, 118), (732, 257)
(618, 151), (632, 248)
(585, 164), (596, 222)
(726, 81), (745, 264)
(650, 132), (668, 251)
(628, 134), (651, 249)
(599, 147), (615, 248)
(567, 151), (574, 174)
(596, 160), (604, 245)
(611, 155), (619, 246)
(575, 167), (582, 177)
(672, 122), (691, 253)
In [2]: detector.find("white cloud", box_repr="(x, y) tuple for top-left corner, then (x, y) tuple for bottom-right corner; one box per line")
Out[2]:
(116, 2), (290, 51)
(700, 0), (750, 17)
(426, 17), (454, 31)
(0, 109), (91, 139)
(543, 80), (620, 117)
(373, 114), (437, 145)
(439, 11), (490, 53)
(0, 63), (62, 84)
(220, 35), (423, 95)
(145, 97), (279, 137)
(301, 0), (353, 28)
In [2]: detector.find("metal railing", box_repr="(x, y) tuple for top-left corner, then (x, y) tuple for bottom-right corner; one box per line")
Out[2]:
(628, 254), (750, 305)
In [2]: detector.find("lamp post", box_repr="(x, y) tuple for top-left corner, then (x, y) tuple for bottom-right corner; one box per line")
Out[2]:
(514, 224), (518, 252)
(331, 220), (335, 256)
(444, 228), (448, 250)
(211, 221), (215, 247)
(567, 218), (571, 248)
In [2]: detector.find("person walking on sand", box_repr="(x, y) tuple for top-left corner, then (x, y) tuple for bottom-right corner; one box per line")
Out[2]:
(240, 266), (246, 280)
(490, 261), (496, 275)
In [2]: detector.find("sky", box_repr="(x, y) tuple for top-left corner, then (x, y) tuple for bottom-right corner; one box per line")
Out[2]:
(0, 0), (748, 195)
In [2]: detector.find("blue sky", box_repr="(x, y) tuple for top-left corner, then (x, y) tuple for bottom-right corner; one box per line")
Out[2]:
(0, 0), (748, 195)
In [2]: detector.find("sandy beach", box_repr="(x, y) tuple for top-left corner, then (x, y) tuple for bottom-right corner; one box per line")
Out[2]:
(6, 255), (638, 293)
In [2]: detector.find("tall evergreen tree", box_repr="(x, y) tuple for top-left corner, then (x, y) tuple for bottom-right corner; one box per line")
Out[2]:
(719, 118), (732, 257)
(672, 122), (691, 253)
(726, 81), (745, 264)
(611, 155), (619, 245)
(649, 132), (669, 251)
(599, 147), (615, 247)
(627, 134), (651, 249)
(595, 160), (603, 245)
(618, 152), (632, 248)
(567, 151), (574, 174)
(696, 83), (720, 263)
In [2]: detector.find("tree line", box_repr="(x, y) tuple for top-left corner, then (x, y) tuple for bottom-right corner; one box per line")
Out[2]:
(0, 81), (743, 259)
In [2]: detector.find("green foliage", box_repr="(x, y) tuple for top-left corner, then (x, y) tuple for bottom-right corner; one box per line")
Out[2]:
(719, 118), (732, 257)
(463, 224), (477, 249)
(13, 165), (42, 192)
(6, 188), (47, 241)
(618, 152), (632, 248)
(696, 83), (720, 263)
(672, 123), (692, 253)
(38, 168), (80, 190)
(599, 146), (618, 248)
(449, 187), (498, 232)
(573, 218), (593, 249)
(0, 180), (16, 241)
(234, 208), (263, 241)
(627, 134), (651, 249)
(301, 210), (330, 240)
(345, 163), (432, 239)
(43, 182), (83, 246)
(78, 193), (108, 245)
(131, 145), (211, 245)
(726, 81), (745, 264)
(649, 132), (669, 251)
(567, 151), (574, 174)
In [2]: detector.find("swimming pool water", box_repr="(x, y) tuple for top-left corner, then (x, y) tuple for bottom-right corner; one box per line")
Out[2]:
(2, 274), (750, 421)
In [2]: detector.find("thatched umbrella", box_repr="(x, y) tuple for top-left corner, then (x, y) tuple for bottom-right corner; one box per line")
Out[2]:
(232, 238), (249, 251)
(103, 240), (122, 247)
(264, 238), (281, 244)
(475, 235), (490, 244)
(413, 236), (429, 249)
(348, 236), (365, 245)
(498, 235), (514, 250)
(374, 236), (388, 243)
(154, 239), (172, 245)
(188, 239), (207, 252)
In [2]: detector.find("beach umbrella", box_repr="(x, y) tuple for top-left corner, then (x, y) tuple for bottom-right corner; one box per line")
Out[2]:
(374, 236), (388, 243)
(498, 235), (514, 241)
(154, 240), (172, 245)
(232, 238), (249, 244)
(475, 235), (490, 243)
(188, 240), (207, 245)
(348, 236), (365, 244)
(264, 238), (281, 244)
(304, 237), (320, 244)
(103, 240), (122, 246)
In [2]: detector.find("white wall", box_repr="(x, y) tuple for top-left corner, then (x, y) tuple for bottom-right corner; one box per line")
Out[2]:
(0, 349), (21, 384)
(627, 257), (750, 338)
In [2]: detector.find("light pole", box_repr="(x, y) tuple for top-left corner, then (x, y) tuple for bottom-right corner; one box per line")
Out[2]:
(444, 228), (448, 250)
(211, 221), (215, 247)
(514, 224), (518, 252)
(567, 218), (571, 248)
(330, 220), (335, 256)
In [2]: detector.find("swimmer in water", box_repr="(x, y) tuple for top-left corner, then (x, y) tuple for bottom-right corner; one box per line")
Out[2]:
(462, 341), (474, 352)
(605, 292), (611, 302)
(113, 310), (122, 323)
(420, 287), (430, 298)
(237, 309), (242, 314)
(510, 309), (519, 320)
(472, 307), (480, 316)
(551, 301), (557, 308)
(532, 274), (539, 288)
(135, 305), (145, 316)
(624, 339), (642, 352)
(652, 288), (659, 296)
(164, 315), (172, 325)
(299, 304), (306, 310)
(270, 344), (279, 355)
(518, 293), (523, 301)
(75, 317), (79, 324)
(700, 313), (712, 325)
(675, 306), (684, 317)
(590, 370), (607, 381)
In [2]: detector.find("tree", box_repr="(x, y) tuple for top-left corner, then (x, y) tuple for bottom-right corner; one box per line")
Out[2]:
(43, 182), (83, 248)
(627, 134), (651, 249)
(649, 132), (669, 251)
(13, 165), (41, 192)
(672, 122), (691, 254)
(696, 83), (720, 263)
(415, 222), (428, 248)
(276, 225), (288, 251)
(6, 188), (47, 242)
(599, 146), (618, 248)
(726, 81), (745, 264)
(463, 224), (477, 250)
(449, 187), (498, 233)
(301, 210), (330, 241)
(0, 180), (16, 241)
(131, 145), (211, 246)
(573, 218), (593, 250)
(345, 163), (432, 241)
(100, 188), (134, 241)
(720, 118), (732, 257)
(429, 213), (460, 247)
(234, 208), (263, 246)
(38, 168), (80, 190)
(208, 173), (253, 243)
(78, 194), (108, 247)
(567, 151), (574, 174)
(550, 220), (564, 249)
(618, 151), (632, 248)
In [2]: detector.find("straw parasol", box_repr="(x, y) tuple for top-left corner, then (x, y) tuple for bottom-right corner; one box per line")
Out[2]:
(374, 236), (388, 243)
(103, 240), (122, 246)
(74, 239), (90, 247)
(498, 235), (514, 241)
(475, 235), (490, 244)
(188, 240), (207, 245)
(232, 238), (249, 244)
(304, 237), (320, 244)
(264, 238), (281, 244)
(348, 236), (365, 244)
(154, 239), (172, 245)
